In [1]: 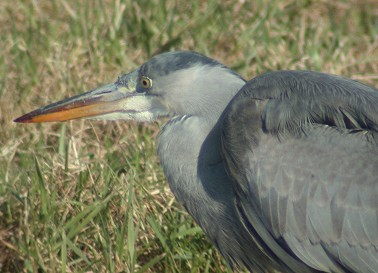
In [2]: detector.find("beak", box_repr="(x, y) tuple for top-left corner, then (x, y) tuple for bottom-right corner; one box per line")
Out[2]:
(14, 72), (138, 123)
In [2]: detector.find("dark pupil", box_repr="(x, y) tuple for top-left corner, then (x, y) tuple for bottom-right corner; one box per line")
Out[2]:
(143, 80), (148, 86)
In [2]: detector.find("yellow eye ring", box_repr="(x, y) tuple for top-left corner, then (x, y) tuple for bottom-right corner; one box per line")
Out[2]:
(140, 76), (152, 88)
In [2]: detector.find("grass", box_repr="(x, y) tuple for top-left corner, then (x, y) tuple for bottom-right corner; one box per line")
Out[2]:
(0, 0), (377, 272)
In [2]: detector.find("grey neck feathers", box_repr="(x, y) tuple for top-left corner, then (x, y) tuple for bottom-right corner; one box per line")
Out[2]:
(156, 73), (244, 228)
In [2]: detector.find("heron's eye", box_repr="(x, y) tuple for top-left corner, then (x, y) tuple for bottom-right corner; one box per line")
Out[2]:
(140, 76), (152, 89)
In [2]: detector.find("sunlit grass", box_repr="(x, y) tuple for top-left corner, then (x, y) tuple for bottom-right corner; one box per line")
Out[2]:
(0, 0), (377, 272)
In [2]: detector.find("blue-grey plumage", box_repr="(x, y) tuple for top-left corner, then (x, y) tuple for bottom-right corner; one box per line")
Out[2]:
(15, 51), (378, 273)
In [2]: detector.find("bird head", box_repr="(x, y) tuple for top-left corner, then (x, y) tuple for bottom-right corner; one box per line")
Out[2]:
(14, 51), (245, 123)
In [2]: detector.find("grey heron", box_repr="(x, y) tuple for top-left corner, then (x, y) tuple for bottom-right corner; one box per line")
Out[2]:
(15, 51), (378, 273)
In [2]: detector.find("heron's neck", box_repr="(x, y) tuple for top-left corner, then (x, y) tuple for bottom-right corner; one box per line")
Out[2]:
(157, 75), (245, 233)
(156, 91), (272, 269)
(157, 113), (233, 225)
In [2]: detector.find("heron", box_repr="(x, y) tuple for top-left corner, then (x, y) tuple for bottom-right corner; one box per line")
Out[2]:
(15, 51), (378, 273)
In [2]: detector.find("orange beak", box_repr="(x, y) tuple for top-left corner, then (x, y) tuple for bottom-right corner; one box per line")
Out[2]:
(14, 82), (136, 123)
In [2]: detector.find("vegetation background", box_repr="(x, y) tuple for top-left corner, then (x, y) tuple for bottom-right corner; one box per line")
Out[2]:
(1, 0), (377, 272)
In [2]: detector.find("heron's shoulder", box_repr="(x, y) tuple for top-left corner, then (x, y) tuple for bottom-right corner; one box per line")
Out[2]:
(222, 70), (378, 139)
(241, 70), (378, 99)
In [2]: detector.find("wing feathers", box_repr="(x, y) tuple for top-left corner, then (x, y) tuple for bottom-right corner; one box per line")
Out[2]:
(222, 70), (378, 272)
